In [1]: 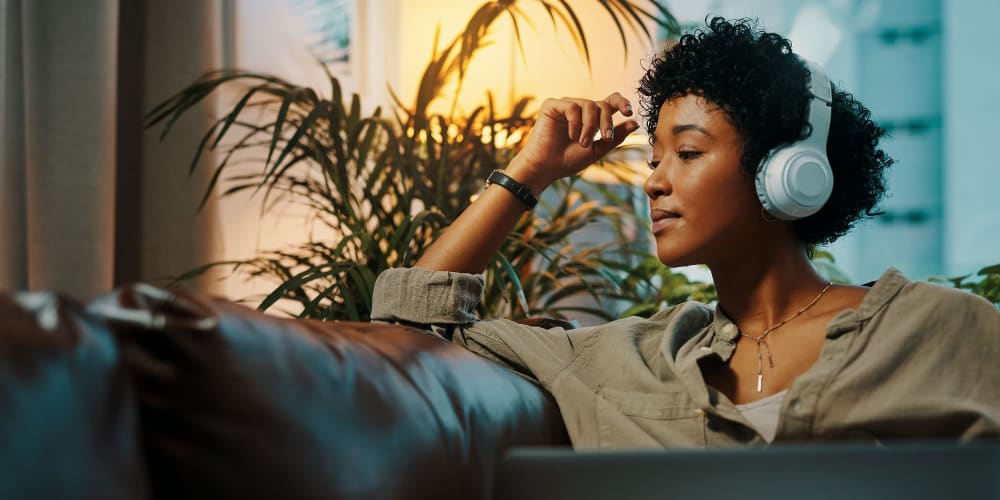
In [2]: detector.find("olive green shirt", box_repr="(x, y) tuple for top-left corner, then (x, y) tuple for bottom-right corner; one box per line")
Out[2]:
(371, 267), (1000, 449)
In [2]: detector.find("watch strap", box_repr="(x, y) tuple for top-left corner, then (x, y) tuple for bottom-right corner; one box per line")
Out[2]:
(486, 169), (538, 210)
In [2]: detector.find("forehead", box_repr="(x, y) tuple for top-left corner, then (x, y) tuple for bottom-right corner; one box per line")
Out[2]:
(652, 94), (735, 143)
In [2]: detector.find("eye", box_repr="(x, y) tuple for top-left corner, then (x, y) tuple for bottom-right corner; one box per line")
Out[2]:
(678, 149), (702, 161)
(647, 160), (661, 171)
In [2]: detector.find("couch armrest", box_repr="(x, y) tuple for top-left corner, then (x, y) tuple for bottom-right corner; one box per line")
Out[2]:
(0, 292), (150, 500)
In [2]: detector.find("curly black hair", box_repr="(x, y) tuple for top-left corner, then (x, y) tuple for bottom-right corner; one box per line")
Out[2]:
(638, 17), (894, 246)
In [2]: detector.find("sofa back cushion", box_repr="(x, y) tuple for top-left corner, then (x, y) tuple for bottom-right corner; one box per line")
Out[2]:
(0, 292), (150, 500)
(90, 284), (568, 500)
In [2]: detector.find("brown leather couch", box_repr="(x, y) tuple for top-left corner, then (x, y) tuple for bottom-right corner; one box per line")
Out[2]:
(0, 284), (569, 500)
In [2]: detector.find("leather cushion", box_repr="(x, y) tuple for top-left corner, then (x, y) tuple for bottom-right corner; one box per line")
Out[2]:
(90, 284), (567, 500)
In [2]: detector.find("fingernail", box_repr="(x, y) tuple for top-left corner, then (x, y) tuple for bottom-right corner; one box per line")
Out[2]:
(606, 128), (614, 141)
(625, 102), (633, 113)
(581, 136), (592, 148)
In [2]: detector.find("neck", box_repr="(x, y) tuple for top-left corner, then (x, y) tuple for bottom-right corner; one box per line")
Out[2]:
(709, 246), (829, 334)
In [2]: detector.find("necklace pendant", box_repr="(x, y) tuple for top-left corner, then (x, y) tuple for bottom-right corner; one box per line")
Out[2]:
(756, 373), (763, 392)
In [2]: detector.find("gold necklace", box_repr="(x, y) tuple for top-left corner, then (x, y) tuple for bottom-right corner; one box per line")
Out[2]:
(738, 282), (834, 393)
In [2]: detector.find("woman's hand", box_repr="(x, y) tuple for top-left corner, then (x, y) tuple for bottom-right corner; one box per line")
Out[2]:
(506, 92), (640, 192)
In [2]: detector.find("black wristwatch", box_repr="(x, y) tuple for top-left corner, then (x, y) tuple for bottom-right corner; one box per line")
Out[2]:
(485, 169), (538, 210)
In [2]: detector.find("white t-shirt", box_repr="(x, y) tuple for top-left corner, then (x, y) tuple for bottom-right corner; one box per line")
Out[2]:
(735, 390), (788, 443)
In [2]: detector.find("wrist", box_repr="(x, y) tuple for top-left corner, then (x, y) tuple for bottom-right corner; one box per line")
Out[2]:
(503, 157), (550, 195)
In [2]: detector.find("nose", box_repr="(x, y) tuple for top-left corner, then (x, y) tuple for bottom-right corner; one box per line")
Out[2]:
(643, 163), (671, 200)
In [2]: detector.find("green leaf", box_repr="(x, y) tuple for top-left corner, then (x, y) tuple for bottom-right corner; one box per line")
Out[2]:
(267, 91), (298, 167)
(597, 1), (630, 57)
(211, 84), (267, 150)
(262, 103), (325, 191)
(556, 0), (592, 71)
(978, 264), (1000, 276)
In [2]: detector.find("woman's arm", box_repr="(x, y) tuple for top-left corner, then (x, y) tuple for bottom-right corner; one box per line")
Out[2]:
(415, 93), (640, 273)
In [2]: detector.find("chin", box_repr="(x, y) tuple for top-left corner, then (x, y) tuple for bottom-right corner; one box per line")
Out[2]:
(654, 230), (723, 269)
(655, 246), (700, 268)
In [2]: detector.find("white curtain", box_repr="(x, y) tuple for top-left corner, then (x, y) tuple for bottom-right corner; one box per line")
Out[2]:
(1, 0), (226, 300)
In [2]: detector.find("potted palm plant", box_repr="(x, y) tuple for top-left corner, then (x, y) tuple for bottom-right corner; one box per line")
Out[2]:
(146, 1), (730, 322)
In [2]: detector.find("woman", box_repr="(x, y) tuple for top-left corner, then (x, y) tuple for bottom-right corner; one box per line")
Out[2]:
(372, 17), (999, 447)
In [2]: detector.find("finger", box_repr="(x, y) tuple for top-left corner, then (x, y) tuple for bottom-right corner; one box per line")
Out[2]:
(604, 92), (633, 117)
(576, 100), (600, 148)
(562, 100), (583, 142)
(590, 119), (640, 158)
(595, 101), (616, 142)
(540, 98), (583, 142)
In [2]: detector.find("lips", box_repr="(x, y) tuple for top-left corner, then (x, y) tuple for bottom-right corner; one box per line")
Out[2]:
(650, 208), (681, 234)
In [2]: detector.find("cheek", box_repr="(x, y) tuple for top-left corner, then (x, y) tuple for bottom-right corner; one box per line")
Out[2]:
(728, 176), (762, 213)
(723, 182), (762, 229)
(683, 170), (759, 225)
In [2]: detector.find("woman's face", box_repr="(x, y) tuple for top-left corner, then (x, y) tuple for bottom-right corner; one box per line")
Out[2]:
(643, 94), (769, 267)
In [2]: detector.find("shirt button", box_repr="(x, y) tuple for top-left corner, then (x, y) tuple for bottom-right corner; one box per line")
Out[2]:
(693, 408), (705, 416)
(793, 395), (816, 413)
(721, 324), (738, 335)
(790, 398), (809, 414)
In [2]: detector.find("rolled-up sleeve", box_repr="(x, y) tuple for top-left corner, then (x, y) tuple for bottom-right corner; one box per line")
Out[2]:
(371, 267), (586, 385)
(371, 267), (484, 325)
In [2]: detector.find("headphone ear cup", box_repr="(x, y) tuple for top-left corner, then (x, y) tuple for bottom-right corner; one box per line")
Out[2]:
(755, 147), (784, 218)
(755, 146), (833, 220)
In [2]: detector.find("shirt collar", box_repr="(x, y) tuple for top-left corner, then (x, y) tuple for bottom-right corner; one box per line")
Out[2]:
(712, 307), (741, 342)
(700, 307), (738, 361)
(852, 267), (909, 321)
(825, 267), (910, 337)
(708, 267), (910, 343)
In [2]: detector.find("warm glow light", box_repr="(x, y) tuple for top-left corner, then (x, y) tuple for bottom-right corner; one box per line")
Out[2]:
(397, 1), (656, 121)
(505, 130), (523, 147)
(430, 121), (444, 143)
(494, 128), (509, 147)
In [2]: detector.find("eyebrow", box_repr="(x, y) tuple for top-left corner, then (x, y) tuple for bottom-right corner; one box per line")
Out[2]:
(672, 124), (712, 137)
(649, 123), (713, 145)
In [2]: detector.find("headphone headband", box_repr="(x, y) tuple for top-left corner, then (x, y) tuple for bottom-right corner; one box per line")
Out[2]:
(802, 59), (832, 151)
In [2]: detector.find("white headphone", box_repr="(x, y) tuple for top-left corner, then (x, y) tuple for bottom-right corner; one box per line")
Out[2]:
(754, 59), (834, 220)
